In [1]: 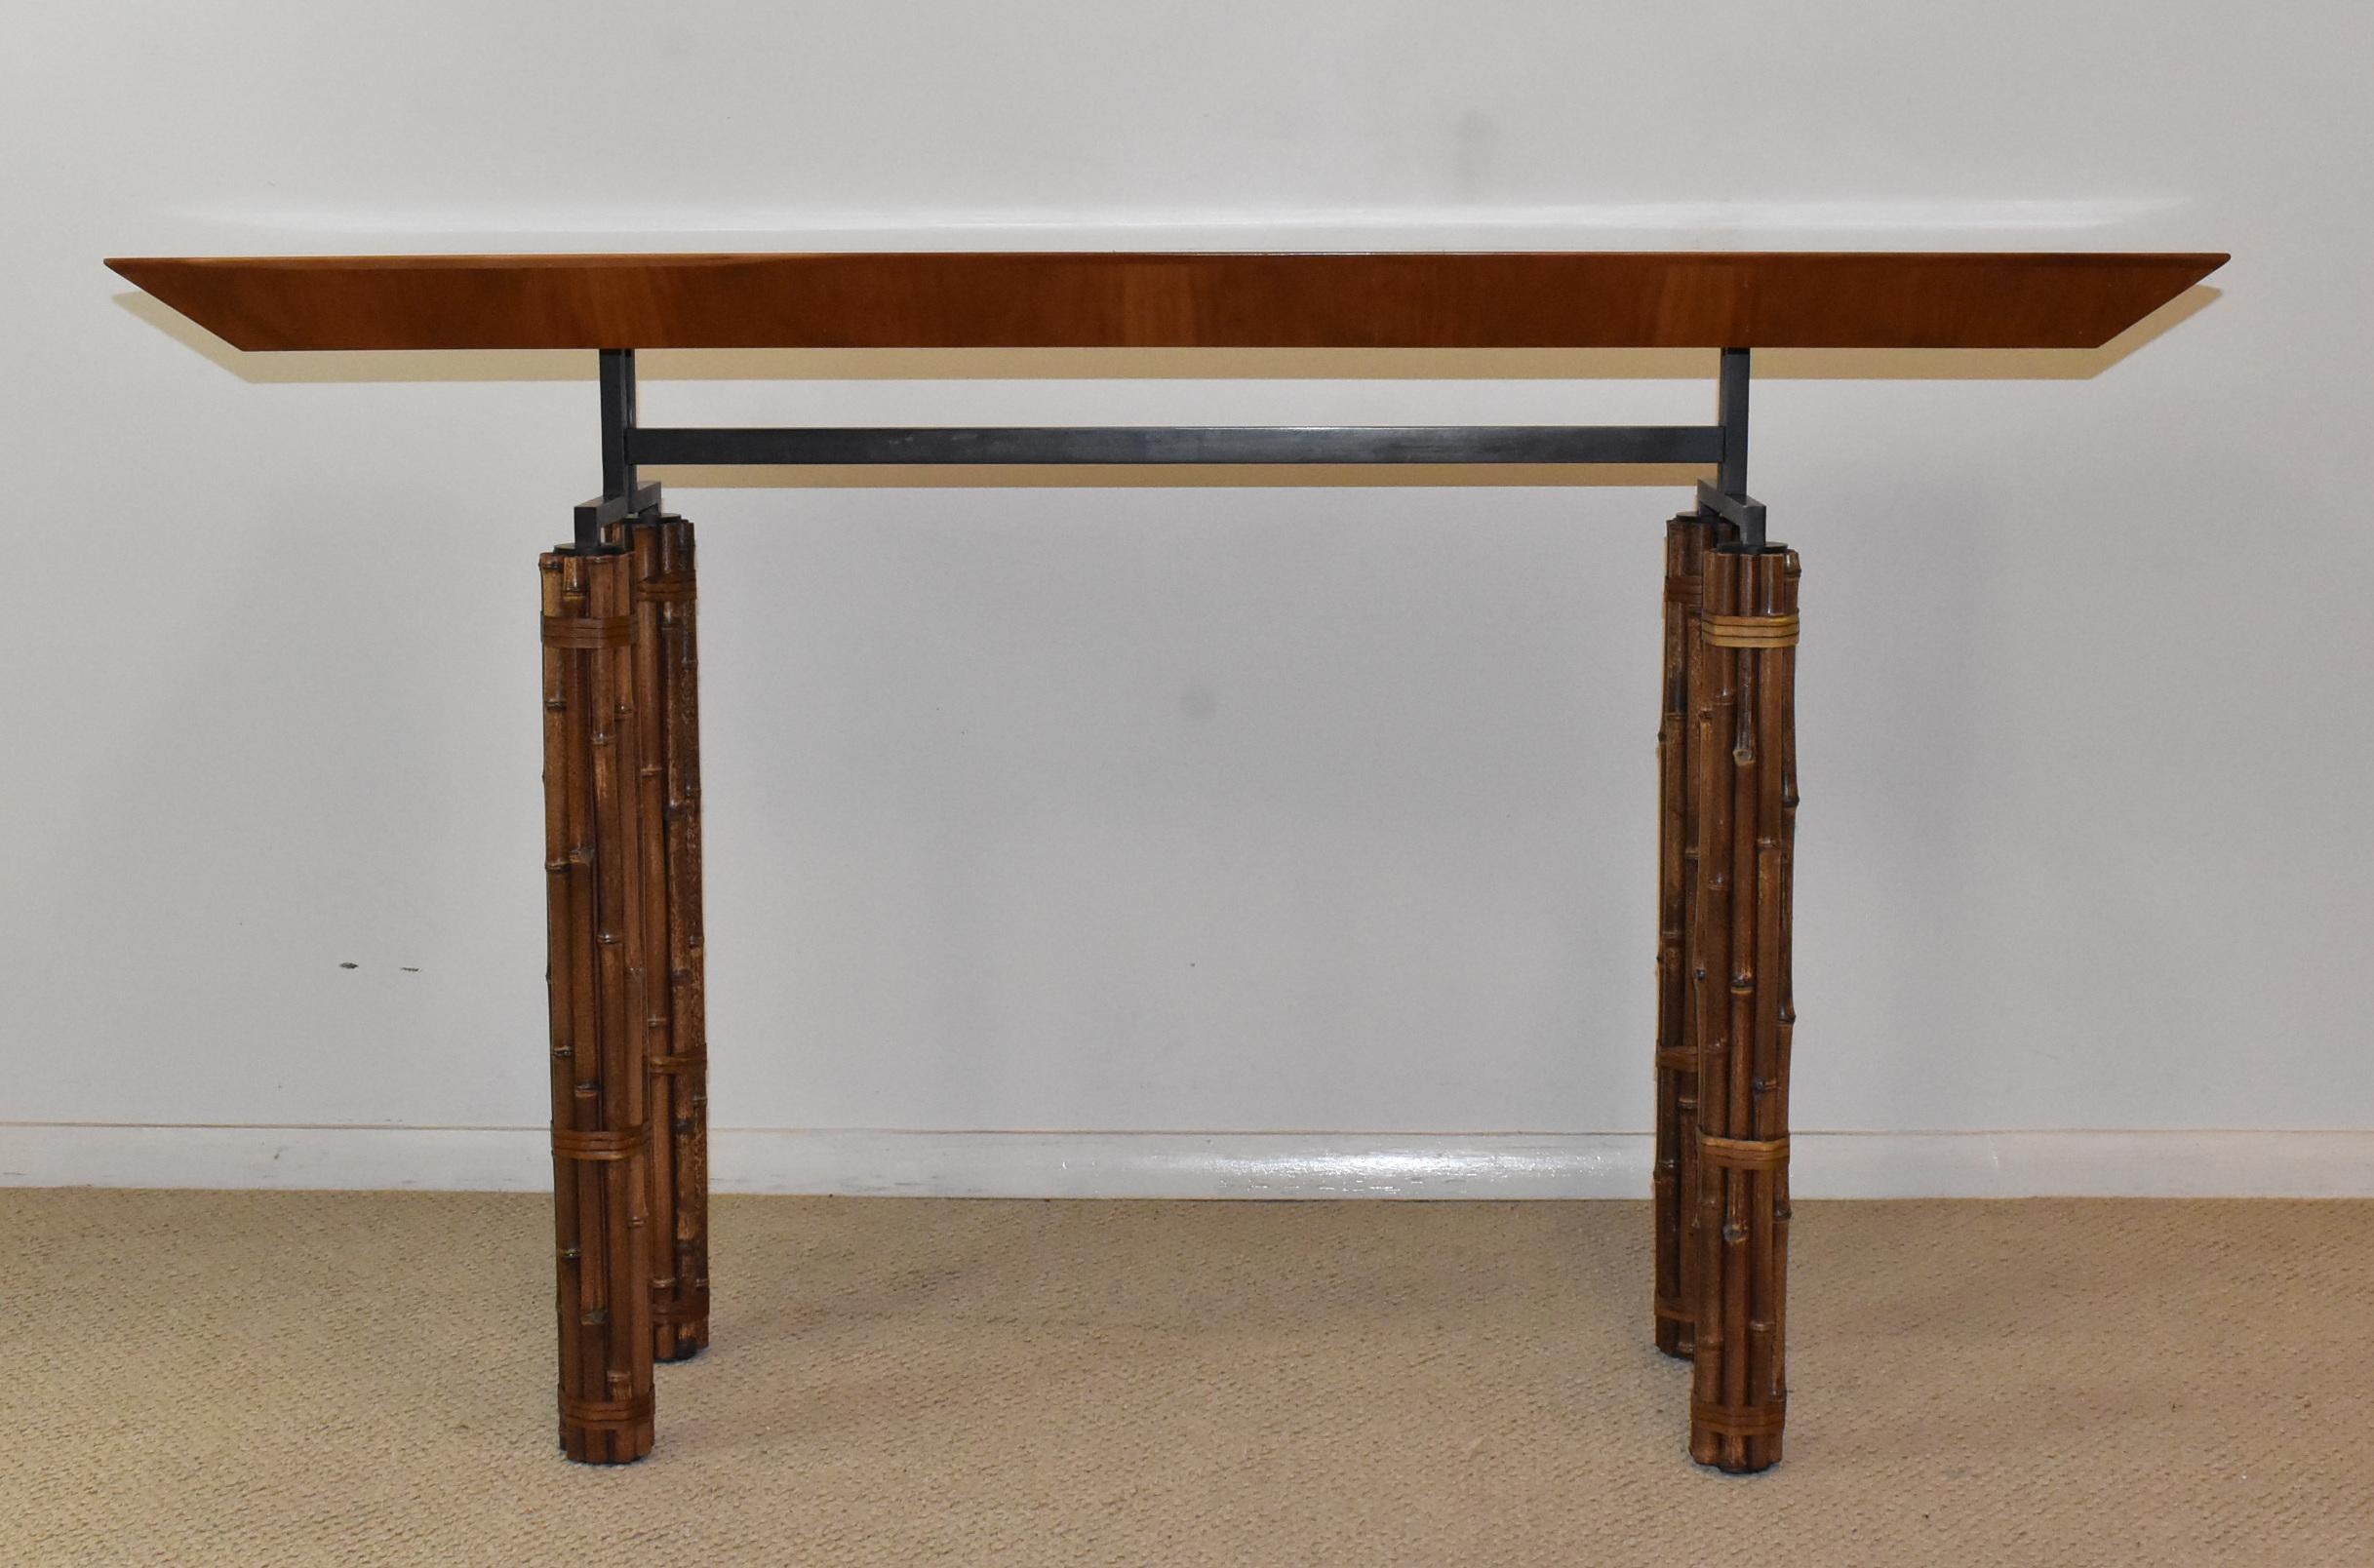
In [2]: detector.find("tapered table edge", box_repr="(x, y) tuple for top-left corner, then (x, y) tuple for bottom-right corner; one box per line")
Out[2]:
(104, 250), (2227, 353)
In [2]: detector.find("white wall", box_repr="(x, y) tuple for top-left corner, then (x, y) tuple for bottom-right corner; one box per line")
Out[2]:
(4, 2), (2368, 1192)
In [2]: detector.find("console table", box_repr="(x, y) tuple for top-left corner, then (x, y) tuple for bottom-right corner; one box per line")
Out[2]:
(108, 248), (2225, 1471)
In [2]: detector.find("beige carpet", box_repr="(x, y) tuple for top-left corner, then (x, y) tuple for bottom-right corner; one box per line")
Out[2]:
(5, 1192), (2370, 1566)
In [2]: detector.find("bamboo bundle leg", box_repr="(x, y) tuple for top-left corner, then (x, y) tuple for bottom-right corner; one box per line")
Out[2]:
(541, 547), (658, 1463)
(1653, 511), (1735, 1358)
(627, 515), (710, 1361)
(1686, 539), (1800, 1472)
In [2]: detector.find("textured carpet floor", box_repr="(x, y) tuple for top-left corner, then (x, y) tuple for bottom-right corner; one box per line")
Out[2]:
(4, 1193), (2370, 1566)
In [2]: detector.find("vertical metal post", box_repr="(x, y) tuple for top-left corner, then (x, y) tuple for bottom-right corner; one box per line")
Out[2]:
(601, 349), (639, 500)
(1716, 348), (1749, 496)
(1715, 348), (1761, 552)
(578, 349), (639, 553)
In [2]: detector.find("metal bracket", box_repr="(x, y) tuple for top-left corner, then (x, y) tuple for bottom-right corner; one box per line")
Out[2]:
(568, 343), (1770, 549)
(1694, 481), (1767, 551)
(570, 349), (657, 552)
(569, 480), (664, 554)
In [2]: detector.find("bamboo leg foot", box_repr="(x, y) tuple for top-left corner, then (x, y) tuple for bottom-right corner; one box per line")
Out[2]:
(542, 546), (659, 1464)
(1654, 511), (1734, 1359)
(1683, 540), (1800, 1473)
(626, 514), (711, 1365)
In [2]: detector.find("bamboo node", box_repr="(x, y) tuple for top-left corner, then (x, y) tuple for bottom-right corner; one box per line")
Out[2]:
(653, 1299), (708, 1326)
(649, 1054), (693, 1075)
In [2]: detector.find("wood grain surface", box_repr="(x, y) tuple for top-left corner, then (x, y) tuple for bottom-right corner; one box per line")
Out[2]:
(106, 251), (2226, 352)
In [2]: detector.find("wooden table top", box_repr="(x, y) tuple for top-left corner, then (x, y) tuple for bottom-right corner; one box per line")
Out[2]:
(106, 251), (2225, 354)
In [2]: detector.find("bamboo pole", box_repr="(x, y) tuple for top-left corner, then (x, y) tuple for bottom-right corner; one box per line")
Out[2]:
(629, 514), (710, 1360)
(1771, 551), (1800, 1438)
(1653, 511), (1733, 1358)
(1687, 545), (1739, 1467)
(540, 546), (657, 1464)
(1685, 540), (1800, 1473)
(627, 521), (678, 1363)
(539, 557), (586, 1436)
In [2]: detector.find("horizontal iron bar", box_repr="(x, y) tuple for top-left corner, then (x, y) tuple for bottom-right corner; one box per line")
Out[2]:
(575, 480), (662, 529)
(630, 425), (1724, 468)
(1695, 480), (1768, 552)
(568, 480), (664, 553)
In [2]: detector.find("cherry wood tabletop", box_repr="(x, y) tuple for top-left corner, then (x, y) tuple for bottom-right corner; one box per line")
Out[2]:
(106, 250), (2224, 354)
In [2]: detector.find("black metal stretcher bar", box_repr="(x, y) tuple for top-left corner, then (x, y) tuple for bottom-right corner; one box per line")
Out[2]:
(574, 347), (1764, 553)
(633, 423), (1726, 468)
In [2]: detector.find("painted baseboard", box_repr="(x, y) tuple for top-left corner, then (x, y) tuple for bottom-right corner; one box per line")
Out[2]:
(5, 1124), (2372, 1198)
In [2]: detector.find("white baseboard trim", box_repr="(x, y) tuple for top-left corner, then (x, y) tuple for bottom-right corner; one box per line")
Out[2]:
(7, 1125), (2374, 1199)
